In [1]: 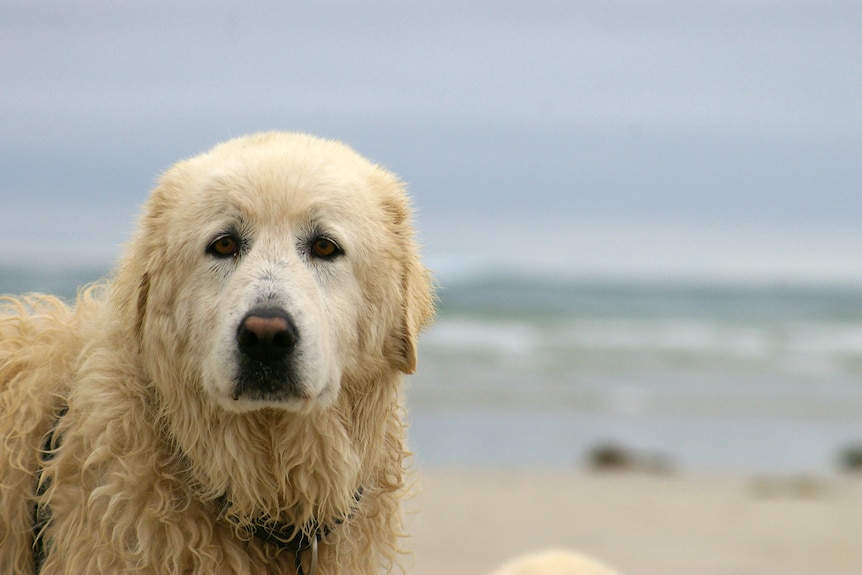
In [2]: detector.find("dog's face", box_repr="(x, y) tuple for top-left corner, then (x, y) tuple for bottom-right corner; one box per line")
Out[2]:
(118, 133), (432, 414)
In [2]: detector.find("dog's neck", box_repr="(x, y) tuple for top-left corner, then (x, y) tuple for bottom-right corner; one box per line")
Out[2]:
(215, 486), (363, 550)
(144, 366), (407, 572)
(150, 376), (391, 526)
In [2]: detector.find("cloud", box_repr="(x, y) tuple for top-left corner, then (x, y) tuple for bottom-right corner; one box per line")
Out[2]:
(1, 1), (860, 279)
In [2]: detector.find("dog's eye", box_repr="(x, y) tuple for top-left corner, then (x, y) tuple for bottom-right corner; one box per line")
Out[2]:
(207, 234), (240, 258)
(310, 237), (342, 260)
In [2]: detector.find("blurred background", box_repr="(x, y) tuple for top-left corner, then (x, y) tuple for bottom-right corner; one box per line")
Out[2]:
(2, 2), (862, 572)
(6, 0), (862, 575)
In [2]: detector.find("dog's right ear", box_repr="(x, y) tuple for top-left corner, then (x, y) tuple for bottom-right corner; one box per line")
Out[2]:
(112, 240), (155, 349)
(111, 173), (176, 345)
(135, 272), (150, 339)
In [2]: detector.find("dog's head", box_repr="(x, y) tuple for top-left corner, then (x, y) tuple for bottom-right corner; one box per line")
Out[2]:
(114, 132), (434, 414)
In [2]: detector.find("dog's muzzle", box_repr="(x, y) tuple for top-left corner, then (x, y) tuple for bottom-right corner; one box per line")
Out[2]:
(232, 307), (302, 401)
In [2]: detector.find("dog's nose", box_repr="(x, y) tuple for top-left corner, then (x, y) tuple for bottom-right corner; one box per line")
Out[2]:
(237, 309), (298, 362)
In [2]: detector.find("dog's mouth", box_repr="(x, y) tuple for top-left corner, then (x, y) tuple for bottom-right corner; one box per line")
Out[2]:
(231, 360), (307, 403)
(211, 305), (338, 413)
(230, 307), (307, 402)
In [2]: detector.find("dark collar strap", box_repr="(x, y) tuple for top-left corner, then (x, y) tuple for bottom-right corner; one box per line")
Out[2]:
(250, 520), (321, 575)
(220, 487), (362, 574)
(247, 515), (322, 555)
(33, 404), (68, 573)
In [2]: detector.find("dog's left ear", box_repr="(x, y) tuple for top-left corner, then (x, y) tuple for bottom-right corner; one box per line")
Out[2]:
(378, 180), (435, 374)
(395, 252), (435, 374)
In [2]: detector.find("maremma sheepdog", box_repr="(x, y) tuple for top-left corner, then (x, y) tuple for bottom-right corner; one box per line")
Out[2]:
(0, 132), (435, 574)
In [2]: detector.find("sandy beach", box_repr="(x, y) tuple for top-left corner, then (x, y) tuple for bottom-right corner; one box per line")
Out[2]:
(405, 470), (862, 575)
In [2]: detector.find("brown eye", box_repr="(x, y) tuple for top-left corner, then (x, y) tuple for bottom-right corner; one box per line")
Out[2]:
(207, 234), (240, 258)
(310, 237), (342, 260)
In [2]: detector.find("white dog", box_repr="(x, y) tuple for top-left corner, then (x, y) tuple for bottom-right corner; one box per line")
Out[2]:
(491, 549), (621, 575)
(0, 132), (435, 574)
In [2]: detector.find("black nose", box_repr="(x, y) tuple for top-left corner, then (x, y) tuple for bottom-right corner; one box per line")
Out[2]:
(236, 309), (298, 362)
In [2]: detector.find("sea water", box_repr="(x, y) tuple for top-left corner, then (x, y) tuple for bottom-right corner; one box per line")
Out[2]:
(408, 273), (862, 473)
(3, 265), (861, 473)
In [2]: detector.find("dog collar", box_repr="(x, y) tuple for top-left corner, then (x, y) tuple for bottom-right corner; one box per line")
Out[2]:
(248, 517), (321, 575)
(218, 487), (363, 575)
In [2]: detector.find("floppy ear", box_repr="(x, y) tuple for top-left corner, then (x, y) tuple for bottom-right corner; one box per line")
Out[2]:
(111, 228), (157, 349)
(135, 272), (150, 340)
(392, 252), (435, 374)
(110, 173), (176, 344)
(378, 186), (436, 374)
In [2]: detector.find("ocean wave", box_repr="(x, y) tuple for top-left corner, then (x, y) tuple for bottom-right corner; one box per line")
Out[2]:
(419, 316), (862, 379)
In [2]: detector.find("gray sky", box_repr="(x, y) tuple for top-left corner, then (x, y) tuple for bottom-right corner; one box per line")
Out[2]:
(2, 1), (860, 282)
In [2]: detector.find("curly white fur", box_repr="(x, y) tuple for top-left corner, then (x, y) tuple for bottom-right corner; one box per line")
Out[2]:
(0, 132), (435, 574)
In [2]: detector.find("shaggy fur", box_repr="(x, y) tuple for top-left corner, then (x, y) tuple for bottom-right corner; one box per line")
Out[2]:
(0, 132), (434, 574)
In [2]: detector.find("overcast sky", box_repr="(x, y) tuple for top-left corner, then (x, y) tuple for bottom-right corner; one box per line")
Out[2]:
(1, 1), (860, 282)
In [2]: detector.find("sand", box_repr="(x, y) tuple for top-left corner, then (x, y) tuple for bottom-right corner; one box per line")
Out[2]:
(404, 470), (862, 575)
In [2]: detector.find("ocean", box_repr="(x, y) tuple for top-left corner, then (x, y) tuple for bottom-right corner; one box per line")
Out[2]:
(3, 264), (862, 474)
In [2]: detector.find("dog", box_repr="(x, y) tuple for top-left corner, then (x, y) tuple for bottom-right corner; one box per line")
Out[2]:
(490, 549), (621, 575)
(0, 132), (435, 574)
